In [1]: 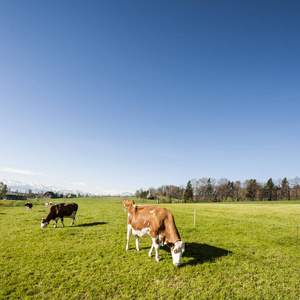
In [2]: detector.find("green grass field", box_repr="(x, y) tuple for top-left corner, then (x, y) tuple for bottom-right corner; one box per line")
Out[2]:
(1, 198), (300, 299)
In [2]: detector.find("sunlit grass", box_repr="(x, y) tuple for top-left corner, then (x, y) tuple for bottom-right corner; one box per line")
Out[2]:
(0, 198), (300, 299)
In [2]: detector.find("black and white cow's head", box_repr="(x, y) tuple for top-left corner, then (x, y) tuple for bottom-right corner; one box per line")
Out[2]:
(41, 218), (49, 228)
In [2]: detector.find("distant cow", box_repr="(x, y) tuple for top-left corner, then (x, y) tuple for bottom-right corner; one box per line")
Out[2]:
(41, 203), (78, 228)
(25, 202), (33, 212)
(45, 201), (53, 206)
(125, 201), (187, 266)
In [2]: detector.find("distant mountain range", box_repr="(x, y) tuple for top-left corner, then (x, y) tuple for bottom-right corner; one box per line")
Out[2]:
(1, 179), (134, 197)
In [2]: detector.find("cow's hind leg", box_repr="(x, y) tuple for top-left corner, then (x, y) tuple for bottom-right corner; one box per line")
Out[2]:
(70, 212), (76, 226)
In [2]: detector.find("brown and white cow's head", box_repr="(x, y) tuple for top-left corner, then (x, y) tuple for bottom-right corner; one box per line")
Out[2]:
(171, 241), (186, 266)
(41, 218), (49, 228)
(124, 199), (135, 213)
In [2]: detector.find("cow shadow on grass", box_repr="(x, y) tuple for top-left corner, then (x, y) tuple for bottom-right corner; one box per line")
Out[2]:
(76, 222), (107, 227)
(135, 242), (231, 266)
(180, 243), (232, 266)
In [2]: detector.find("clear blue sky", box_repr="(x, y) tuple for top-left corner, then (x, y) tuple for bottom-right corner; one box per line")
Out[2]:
(1, 1), (299, 194)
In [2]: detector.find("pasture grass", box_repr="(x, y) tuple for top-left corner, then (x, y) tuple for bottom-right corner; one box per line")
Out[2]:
(0, 198), (300, 299)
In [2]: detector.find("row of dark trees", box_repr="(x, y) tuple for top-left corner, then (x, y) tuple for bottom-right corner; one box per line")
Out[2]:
(136, 177), (300, 203)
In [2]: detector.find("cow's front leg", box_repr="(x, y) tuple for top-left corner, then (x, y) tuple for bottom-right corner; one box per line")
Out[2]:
(61, 218), (65, 228)
(54, 218), (58, 228)
(135, 236), (140, 251)
(70, 218), (75, 226)
(126, 225), (132, 251)
(151, 237), (160, 262)
(148, 243), (154, 257)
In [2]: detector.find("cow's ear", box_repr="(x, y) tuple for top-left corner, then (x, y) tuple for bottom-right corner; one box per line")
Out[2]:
(167, 243), (174, 248)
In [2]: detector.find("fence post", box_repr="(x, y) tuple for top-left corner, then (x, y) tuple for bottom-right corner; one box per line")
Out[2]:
(297, 226), (299, 250)
(194, 210), (196, 226)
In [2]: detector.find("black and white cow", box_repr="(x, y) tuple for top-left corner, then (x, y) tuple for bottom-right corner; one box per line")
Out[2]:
(41, 203), (78, 228)
(25, 202), (33, 212)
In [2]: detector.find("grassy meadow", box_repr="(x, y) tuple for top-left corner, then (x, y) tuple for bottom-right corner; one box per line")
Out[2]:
(0, 198), (300, 299)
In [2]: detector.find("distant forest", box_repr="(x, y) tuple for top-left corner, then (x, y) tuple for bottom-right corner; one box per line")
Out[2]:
(136, 177), (300, 203)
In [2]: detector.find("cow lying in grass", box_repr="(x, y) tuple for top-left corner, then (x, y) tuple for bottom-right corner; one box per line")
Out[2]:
(41, 203), (78, 228)
(124, 200), (187, 266)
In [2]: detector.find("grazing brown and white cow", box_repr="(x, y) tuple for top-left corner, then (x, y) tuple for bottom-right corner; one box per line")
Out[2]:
(45, 201), (53, 206)
(125, 202), (187, 266)
(41, 203), (78, 228)
(25, 202), (33, 211)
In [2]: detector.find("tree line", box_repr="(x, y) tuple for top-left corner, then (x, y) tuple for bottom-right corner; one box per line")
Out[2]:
(0, 182), (88, 200)
(136, 177), (300, 203)
(0, 182), (7, 199)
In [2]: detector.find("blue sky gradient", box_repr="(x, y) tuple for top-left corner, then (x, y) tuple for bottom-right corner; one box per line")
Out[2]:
(1, 1), (299, 194)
